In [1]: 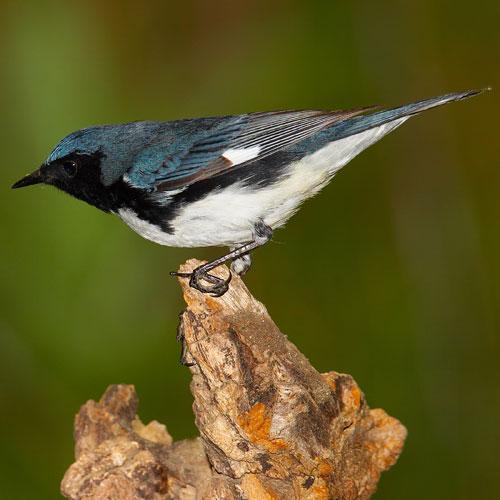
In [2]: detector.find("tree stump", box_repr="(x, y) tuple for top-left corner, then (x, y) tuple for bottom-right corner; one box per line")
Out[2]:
(61, 259), (406, 499)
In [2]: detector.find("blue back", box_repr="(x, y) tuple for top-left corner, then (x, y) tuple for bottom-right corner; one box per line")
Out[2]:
(46, 90), (480, 191)
(47, 117), (228, 186)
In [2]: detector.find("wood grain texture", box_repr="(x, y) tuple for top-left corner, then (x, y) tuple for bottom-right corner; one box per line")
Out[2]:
(61, 259), (406, 499)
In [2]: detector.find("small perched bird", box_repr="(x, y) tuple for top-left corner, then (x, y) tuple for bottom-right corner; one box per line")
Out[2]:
(13, 90), (485, 296)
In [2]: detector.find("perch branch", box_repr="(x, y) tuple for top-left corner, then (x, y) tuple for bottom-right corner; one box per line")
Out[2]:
(61, 259), (406, 499)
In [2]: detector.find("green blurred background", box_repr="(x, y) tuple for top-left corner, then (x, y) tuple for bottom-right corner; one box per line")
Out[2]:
(1, 1), (498, 498)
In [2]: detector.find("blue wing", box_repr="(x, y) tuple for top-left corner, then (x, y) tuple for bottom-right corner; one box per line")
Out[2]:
(125, 89), (482, 192)
(125, 108), (373, 191)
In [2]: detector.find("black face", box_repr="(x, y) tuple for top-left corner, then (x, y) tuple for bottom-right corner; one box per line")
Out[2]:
(12, 149), (180, 233)
(13, 151), (120, 213)
(47, 151), (116, 211)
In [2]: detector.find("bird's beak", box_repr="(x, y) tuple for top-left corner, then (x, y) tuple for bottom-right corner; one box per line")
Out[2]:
(12, 167), (44, 189)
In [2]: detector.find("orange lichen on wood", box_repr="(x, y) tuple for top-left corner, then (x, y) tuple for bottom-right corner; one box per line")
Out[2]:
(310, 481), (330, 500)
(238, 402), (288, 452)
(351, 386), (362, 408)
(240, 474), (278, 500)
(62, 260), (407, 500)
(317, 460), (334, 477)
(204, 296), (223, 313)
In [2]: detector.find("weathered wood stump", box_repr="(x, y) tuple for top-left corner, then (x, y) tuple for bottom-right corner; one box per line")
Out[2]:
(61, 259), (406, 499)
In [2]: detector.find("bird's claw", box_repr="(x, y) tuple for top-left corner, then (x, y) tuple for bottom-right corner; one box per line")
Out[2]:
(190, 268), (232, 297)
(171, 267), (232, 297)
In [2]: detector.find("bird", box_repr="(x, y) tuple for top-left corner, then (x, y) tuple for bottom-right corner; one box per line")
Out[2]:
(12, 89), (486, 296)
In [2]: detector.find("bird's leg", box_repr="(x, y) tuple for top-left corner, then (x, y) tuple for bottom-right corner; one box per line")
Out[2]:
(172, 220), (272, 297)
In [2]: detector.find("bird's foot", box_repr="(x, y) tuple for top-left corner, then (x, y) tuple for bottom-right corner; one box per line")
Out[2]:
(171, 266), (232, 297)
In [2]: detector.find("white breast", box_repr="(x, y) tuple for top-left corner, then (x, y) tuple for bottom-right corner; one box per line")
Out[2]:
(118, 118), (407, 248)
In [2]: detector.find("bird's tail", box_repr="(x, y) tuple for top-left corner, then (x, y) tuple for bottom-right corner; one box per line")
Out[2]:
(331, 88), (489, 141)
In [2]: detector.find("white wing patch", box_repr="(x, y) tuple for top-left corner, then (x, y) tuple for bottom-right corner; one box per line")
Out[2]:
(222, 146), (261, 166)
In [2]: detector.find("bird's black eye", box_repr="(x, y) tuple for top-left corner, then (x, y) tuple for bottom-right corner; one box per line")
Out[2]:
(62, 159), (78, 177)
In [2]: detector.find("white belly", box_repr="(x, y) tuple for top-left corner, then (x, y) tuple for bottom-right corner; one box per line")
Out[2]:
(118, 118), (407, 247)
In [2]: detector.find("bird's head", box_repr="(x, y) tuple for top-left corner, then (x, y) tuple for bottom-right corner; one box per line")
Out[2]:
(12, 122), (160, 211)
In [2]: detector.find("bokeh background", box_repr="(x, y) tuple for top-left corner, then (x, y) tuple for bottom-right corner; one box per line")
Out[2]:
(1, 1), (498, 498)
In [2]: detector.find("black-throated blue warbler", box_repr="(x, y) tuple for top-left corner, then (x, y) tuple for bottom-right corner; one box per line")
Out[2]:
(12, 90), (485, 296)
